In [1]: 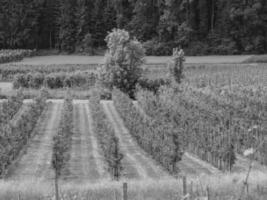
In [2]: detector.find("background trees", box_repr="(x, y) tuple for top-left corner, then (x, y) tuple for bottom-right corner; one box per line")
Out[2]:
(0, 0), (266, 55)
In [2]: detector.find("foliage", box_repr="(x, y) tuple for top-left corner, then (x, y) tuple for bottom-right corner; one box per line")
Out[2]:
(0, 63), (98, 81)
(138, 78), (170, 94)
(143, 40), (174, 56)
(1, 0), (267, 54)
(169, 48), (185, 84)
(52, 96), (73, 176)
(13, 71), (96, 89)
(137, 87), (236, 170)
(81, 33), (93, 54)
(112, 88), (183, 174)
(89, 89), (123, 180)
(0, 90), (24, 124)
(0, 49), (36, 64)
(98, 29), (145, 98)
(0, 90), (47, 177)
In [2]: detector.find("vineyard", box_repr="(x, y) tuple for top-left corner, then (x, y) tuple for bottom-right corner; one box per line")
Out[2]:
(0, 55), (266, 200)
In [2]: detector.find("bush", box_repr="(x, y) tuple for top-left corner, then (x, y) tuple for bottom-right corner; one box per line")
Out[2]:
(13, 72), (97, 89)
(0, 49), (36, 64)
(13, 74), (28, 89)
(29, 73), (44, 89)
(143, 40), (174, 56)
(138, 78), (170, 94)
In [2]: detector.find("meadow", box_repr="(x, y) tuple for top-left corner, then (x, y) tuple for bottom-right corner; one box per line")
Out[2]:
(0, 53), (266, 200)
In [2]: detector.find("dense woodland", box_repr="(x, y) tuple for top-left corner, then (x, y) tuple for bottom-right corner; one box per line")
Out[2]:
(0, 0), (267, 55)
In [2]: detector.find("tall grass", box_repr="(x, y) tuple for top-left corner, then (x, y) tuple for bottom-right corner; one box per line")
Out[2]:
(0, 172), (266, 200)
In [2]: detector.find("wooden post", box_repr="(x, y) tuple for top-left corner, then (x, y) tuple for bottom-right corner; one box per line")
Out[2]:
(123, 182), (128, 200)
(207, 186), (210, 200)
(55, 171), (59, 200)
(189, 181), (193, 195)
(114, 189), (118, 200)
(183, 176), (187, 196)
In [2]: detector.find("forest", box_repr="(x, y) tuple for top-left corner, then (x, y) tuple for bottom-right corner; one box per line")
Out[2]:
(0, 0), (267, 55)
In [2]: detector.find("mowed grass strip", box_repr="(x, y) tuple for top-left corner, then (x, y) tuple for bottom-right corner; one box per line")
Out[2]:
(101, 100), (170, 180)
(7, 102), (63, 181)
(65, 102), (103, 182)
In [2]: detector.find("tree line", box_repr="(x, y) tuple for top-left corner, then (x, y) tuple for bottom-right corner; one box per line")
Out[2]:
(0, 0), (267, 55)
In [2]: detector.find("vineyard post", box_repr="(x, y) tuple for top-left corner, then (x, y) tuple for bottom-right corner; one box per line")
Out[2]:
(123, 182), (128, 200)
(228, 110), (232, 172)
(206, 186), (210, 200)
(18, 192), (21, 200)
(189, 181), (193, 195)
(53, 154), (59, 200)
(55, 168), (59, 200)
(182, 176), (187, 196)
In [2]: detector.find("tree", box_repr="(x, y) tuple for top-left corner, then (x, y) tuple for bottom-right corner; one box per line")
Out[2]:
(98, 29), (145, 98)
(75, 0), (89, 49)
(58, 0), (77, 52)
(169, 47), (185, 84)
(128, 0), (161, 41)
(37, 0), (60, 49)
(0, 0), (43, 49)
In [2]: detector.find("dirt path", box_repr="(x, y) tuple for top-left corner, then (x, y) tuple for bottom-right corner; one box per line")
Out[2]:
(65, 100), (108, 182)
(7, 102), (63, 181)
(101, 100), (171, 180)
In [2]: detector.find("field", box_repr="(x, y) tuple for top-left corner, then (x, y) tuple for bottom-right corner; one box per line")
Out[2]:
(0, 55), (267, 200)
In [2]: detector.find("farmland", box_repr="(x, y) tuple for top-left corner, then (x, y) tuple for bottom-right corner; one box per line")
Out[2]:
(0, 54), (266, 200)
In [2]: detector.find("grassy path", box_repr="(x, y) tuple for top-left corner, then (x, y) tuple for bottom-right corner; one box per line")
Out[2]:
(102, 100), (171, 180)
(65, 100), (108, 182)
(7, 102), (63, 181)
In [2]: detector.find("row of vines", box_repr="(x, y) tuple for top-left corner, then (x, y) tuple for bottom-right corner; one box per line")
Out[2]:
(0, 64), (97, 81)
(112, 89), (183, 174)
(52, 97), (73, 177)
(0, 90), (47, 177)
(13, 71), (96, 89)
(183, 86), (267, 165)
(90, 91), (123, 180)
(0, 49), (35, 64)
(136, 86), (267, 171)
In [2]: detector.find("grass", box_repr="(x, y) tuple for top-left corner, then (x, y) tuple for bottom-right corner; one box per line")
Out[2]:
(0, 172), (266, 200)
(243, 55), (267, 63)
